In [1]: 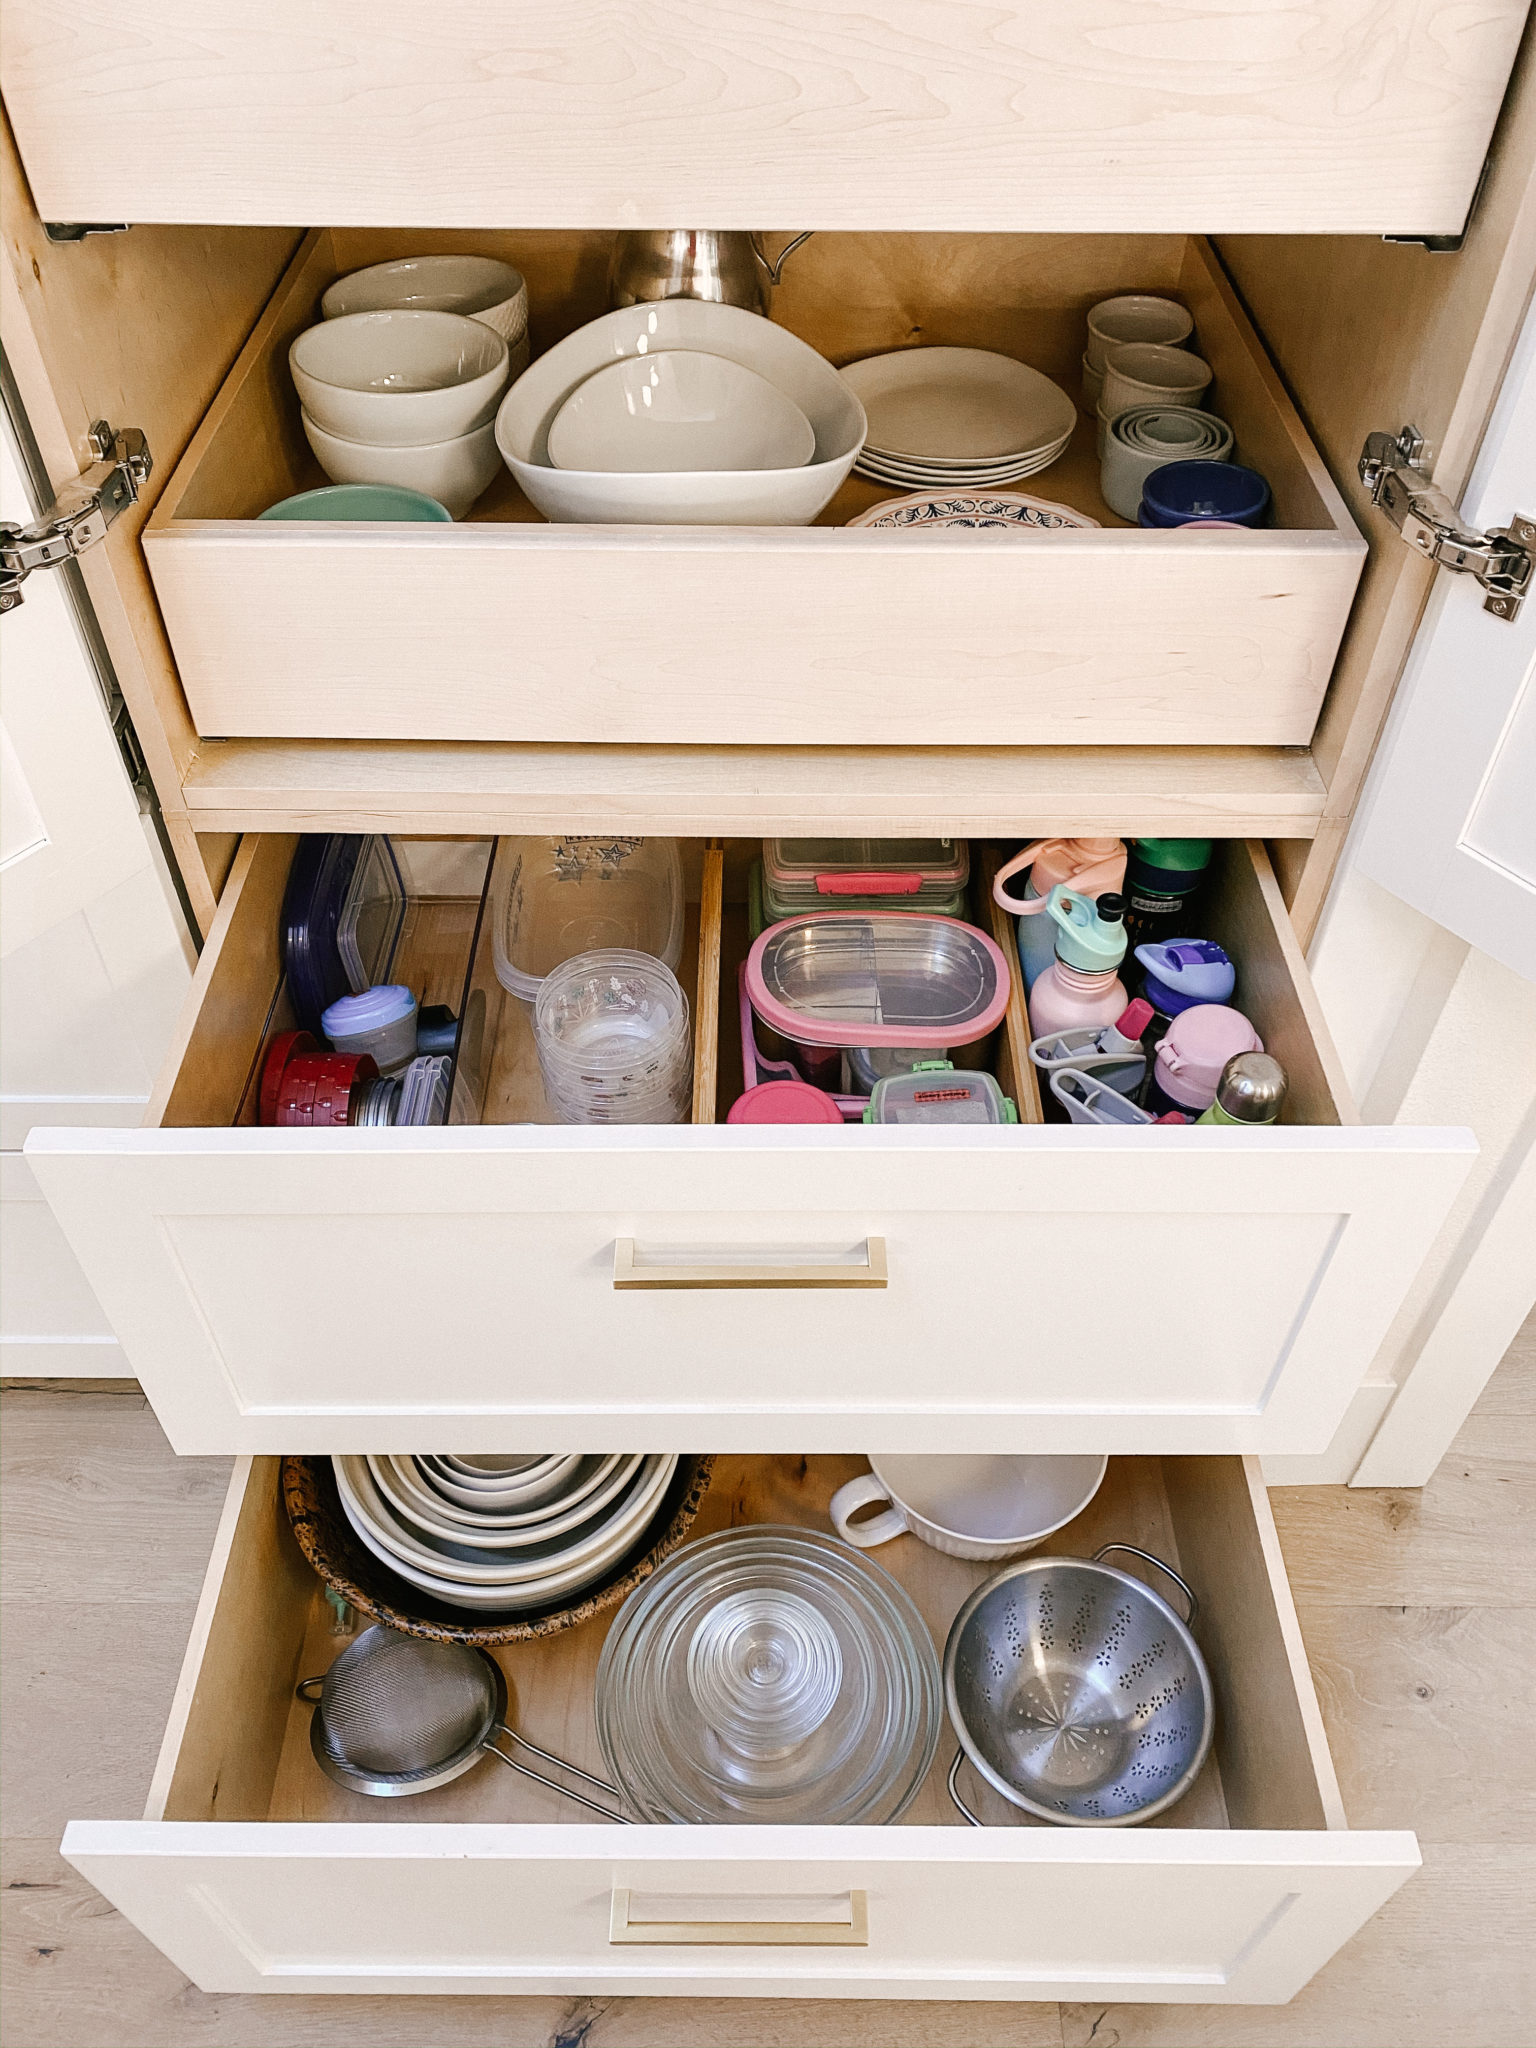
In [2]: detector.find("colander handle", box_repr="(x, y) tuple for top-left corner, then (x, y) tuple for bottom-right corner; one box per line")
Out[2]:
(1093, 1543), (1198, 1625)
(947, 1747), (983, 1827)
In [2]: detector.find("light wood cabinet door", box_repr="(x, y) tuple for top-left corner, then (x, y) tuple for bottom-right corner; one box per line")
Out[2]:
(3, 0), (1526, 234)
(26, 833), (1473, 1456)
(61, 1453), (1420, 2003)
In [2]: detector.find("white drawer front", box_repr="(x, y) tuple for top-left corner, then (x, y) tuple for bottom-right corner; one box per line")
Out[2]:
(26, 1123), (1471, 1455)
(4, 0), (1524, 234)
(61, 1822), (1417, 2003)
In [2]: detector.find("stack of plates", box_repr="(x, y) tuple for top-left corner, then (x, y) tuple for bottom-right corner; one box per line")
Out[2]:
(841, 347), (1077, 489)
(333, 1452), (680, 1613)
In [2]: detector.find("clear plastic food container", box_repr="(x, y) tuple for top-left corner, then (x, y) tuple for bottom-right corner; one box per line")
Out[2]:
(746, 912), (1010, 1049)
(762, 838), (969, 920)
(490, 836), (684, 1001)
(863, 1061), (1018, 1124)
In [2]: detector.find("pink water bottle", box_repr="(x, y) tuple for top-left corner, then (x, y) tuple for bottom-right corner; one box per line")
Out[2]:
(1027, 887), (1130, 1038)
(992, 837), (1127, 990)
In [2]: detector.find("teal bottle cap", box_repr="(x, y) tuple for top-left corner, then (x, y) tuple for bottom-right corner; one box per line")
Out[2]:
(1044, 885), (1129, 971)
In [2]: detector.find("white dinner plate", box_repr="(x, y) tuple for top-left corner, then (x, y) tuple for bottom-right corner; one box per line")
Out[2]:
(839, 348), (1076, 464)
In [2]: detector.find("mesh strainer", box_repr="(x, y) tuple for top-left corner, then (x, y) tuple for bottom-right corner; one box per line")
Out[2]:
(944, 1543), (1214, 1827)
(298, 1624), (631, 1819)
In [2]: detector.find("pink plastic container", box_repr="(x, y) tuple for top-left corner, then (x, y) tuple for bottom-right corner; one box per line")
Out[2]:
(728, 1080), (844, 1125)
(746, 912), (1011, 1050)
(1155, 1004), (1264, 1113)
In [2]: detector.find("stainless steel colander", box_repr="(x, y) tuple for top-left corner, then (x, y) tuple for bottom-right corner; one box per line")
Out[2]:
(298, 1624), (631, 1818)
(944, 1543), (1214, 1827)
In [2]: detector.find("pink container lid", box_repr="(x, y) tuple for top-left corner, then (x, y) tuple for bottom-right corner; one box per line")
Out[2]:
(746, 911), (1012, 1050)
(1155, 1004), (1263, 1109)
(727, 1080), (845, 1125)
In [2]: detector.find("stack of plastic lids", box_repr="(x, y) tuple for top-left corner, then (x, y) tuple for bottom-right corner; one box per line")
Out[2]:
(280, 835), (406, 1034)
(490, 837), (684, 1000)
(761, 839), (969, 921)
(397, 1054), (452, 1126)
(863, 1061), (1017, 1124)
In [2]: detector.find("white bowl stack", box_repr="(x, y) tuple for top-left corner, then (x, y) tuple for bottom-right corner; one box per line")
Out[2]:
(322, 255), (529, 366)
(841, 347), (1077, 489)
(334, 1452), (681, 1613)
(494, 300), (867, 525)
(293, 266), (525, 518)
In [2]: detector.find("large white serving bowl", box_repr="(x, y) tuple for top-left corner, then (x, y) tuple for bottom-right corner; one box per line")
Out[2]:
(495, 299), (865, 525)
(547, 350), (815, 475)
(322, 256), (528, 345)
(302, 410), (499, 520)
(369, 1453), (644, 1549)
(291, 310), (509, 447)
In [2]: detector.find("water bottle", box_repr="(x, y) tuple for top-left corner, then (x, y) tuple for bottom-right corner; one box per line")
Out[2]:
(1196, 1052), (1289, 1126)
(1027, 888), (1130, 1038)
(993, 837), (1126, 990)
(1122, 839), (1213, 955)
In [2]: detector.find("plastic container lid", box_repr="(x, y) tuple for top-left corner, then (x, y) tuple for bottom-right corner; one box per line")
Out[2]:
(728, 1080), (845, 1125)
(863, 1060), (1017, 1125)
(322, 985), (417, 1038)
(762, 839), (969, 918)
(747, 912), (1010, 1050)
(491, 837), (684, 1001)
(280, 835), (368, 1035)
(337, 836), (406, 993)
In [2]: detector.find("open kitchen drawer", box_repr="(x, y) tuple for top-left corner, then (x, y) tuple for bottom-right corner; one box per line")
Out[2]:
(26, 832), (1473, 1456)
(3, 0), (1524, 236)
(142, 229), (1365, 750)
(61, 1450), (1418, 2002)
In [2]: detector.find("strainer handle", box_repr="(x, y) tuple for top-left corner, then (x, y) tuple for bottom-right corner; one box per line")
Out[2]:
(296, 1676), (325, 1703)
(484, 1726), (633, 1824)
(947, 1747), (984, 1828)
(1093, 1544), (1198, 1626)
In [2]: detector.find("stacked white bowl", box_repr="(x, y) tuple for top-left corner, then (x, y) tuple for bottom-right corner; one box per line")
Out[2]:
(293, 262), (525, 518)
(334, 1452), (680, 1613)
(495, 300), (866, 524)
(533, 948), (693, 1124)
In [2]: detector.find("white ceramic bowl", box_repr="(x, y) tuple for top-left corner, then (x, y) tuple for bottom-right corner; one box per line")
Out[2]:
(322, 255), (528, 345)
(547, 350), (815, 475)
(370, 1454), (643, 1550)
(1100, 341), (1212, 421)
(302, 409), (499, 519)
(417, 1451), (585, 1510)
(495, 299), (866, 525)
(386, 1454), (623, 1530)
(1085, 294), (1194, 373)
(830, 1453), (1108, 1562)
(291, 310), (509, 447)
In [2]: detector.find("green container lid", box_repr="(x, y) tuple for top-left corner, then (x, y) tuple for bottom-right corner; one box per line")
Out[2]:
(1131, 837), (1213, 872)
(259, 484), (452, 522)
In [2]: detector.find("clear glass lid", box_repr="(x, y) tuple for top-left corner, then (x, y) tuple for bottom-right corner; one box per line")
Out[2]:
(596, 1527), (941, 1825)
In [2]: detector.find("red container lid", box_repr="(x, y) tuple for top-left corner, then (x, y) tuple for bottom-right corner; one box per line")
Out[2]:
(259, 1029), (318, 1126)
(727, 1080), (845, 1126)
(274, 1050), (378, 1127)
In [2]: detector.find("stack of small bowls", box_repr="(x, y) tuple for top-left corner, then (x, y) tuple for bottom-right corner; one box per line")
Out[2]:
(1101, 403), (1234, 521)
(1082, 294), (1193, 411)
(495, 299), (866, 525)
(293, 258), (526, 518)
(533, 948), (693, 1124)
(334, 1452), (681, 1614)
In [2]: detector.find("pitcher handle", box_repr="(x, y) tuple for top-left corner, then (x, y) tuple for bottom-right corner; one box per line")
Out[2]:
(752, 230), (815, 286)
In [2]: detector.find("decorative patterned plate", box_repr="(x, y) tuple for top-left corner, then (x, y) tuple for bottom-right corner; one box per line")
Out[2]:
(847, 490), (1100, 532)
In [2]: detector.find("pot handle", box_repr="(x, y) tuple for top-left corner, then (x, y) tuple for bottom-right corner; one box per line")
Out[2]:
(829, 1472), (907, 1549)
(1093, 1543), (1198, 1626)
(947, 1746), (983, 1827)
(751, 230), (814, 285)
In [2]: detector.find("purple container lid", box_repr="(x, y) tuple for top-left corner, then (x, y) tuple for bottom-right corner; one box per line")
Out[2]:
(322, 984), (416, 1039)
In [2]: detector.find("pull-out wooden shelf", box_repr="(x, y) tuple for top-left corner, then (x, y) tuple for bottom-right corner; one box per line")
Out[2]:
(26, 832), (1471, 1457)
(61, 1450), (1418, 2001)
(145, 230), (1363, 752)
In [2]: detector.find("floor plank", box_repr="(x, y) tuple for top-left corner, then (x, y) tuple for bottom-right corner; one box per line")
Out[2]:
(1, 1315), (1532, 2046)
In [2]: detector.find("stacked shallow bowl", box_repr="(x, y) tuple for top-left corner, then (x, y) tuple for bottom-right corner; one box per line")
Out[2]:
(495, 300), (866, 525)
(333, 1452), (681, 1614)
(534, 948), (693, 1124)
(842, 347), (1076, 489)
(292, 258), (526, 518)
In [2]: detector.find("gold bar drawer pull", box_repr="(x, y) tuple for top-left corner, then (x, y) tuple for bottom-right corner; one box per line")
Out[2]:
(613, 1236), (888, 1290)
(609, 1889), (869, 1947)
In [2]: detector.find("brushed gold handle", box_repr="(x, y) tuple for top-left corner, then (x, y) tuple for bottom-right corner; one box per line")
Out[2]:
(609, 1888), (869, 1946)
(613, 1236), (887, 1290)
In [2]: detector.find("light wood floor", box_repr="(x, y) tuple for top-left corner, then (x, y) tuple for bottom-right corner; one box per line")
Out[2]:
(3, 1323), (1532, 2048)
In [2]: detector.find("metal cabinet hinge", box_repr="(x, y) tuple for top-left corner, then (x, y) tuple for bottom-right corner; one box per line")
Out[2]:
(43, 222), (129, 243)
(0, 421), (151, 612)
(1359, 424), (1533, 621)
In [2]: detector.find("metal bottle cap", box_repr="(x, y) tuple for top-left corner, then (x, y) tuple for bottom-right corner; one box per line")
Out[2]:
(1215, 1052), (1288, 1122)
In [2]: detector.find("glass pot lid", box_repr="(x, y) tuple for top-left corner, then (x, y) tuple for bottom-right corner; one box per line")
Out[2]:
(596, 1526), (942, 1824)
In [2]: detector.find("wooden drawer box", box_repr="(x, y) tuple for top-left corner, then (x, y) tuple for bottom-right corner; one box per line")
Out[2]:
(3, 0), (1525, 235)
(26, 832), (1472, 1457)
(144, 230), (1364, 750)
(61, 1450), (1418, 2002)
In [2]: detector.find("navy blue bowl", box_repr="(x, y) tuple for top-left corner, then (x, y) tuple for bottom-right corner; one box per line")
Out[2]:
(1139, 459), (1271, 527)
